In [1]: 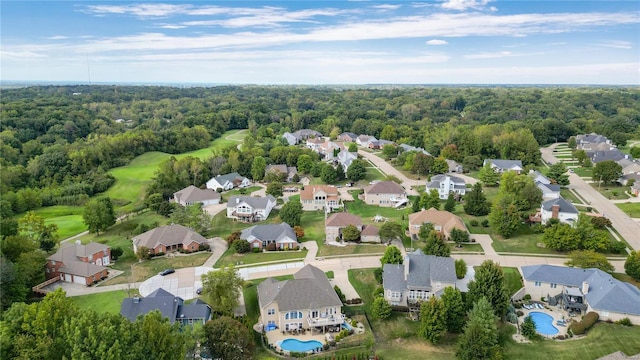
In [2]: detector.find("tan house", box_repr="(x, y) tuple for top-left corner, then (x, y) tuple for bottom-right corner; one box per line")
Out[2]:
(408, 208), (468, 239)
(173, 185), (220, 206)
(363, 181), (407, 207)
(265, 165), (298, 182)
(132, 224), (208, 255)
(258, 264), (344, 334)
(300, 185), (341, 211)
(361, 224), (381, 243)
(45, 241), (110, 286)
(325, 212), (362, 243)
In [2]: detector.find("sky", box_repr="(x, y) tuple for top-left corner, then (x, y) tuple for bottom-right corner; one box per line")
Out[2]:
(1, 1), (639, 84)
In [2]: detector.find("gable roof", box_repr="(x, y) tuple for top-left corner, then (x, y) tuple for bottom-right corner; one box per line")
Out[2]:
(177, 299), (211, 320)
(408, 208), (468, 233)
(300, 185), (339, 201)
(484, 159), (523, 170)
(576, 133), (609, 144)
(361, 224), (379, 236)
(294, 129), (322, 138)
(337, 150), (357, 167)
(132, 224), (207, 250)
(227, 195), (276, 210)
(211, 172), (247, 186)
(587, 150), (626, 163)
(47, 242), (109, 277)
(241, 223), (297, 243)
(536, 182), (561, 193)
(174, 185), (220, 203)
(257, 264), (342, 311)
(364, 181), (405, 195)
(383, 250), (456, 292)
(398, 144), (431, 156)
(522, 265), (640, 316)
(326, 213), (362, 227)
(339, 132), (357, 140)
(427, 174), (466, 188)
(541, 197), (579, 214)
(120, 288), (182, 323)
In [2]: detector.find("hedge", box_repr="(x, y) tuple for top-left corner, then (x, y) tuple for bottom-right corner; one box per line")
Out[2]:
(569, 312), (599, 335)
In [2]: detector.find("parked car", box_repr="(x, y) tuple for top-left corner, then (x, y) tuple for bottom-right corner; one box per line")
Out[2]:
(196, 287), (203, 295)
(159, 268), (175, 276)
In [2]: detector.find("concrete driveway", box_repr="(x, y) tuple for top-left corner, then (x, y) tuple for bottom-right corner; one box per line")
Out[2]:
(542, 143), (640, 250)
(358, 150), (419, 195)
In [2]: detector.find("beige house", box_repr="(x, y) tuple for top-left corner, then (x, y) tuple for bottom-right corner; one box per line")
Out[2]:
(300, 185), (341, 211)
(363, 181), (407, 207)
(173, 185), (220, 206)
(132, 224), (208, 255)
(408, 208), (468, 239)
(258, 265), (344, 334)
(361, 224), (381, 243)
(325, 212), (362, 243)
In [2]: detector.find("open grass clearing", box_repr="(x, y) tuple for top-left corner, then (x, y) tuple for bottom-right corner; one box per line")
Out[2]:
(105, 130), (245, 213)
(615, 202), (640, 218)
(13, 205), (87, 240)
(364, 166), (386, 182)
(222, 186), (262, 199)
(502, 267), (524, 296)
(590, 183), (632, 200)
(71, 290), (133, 314)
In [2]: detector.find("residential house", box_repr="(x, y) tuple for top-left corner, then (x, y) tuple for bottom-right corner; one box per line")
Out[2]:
(265, 164), (298, 182)
(631, 182), (640, 197)
(300, 185), (341, 211)
(206, 172), (251, 191)
(363, 181), (407, 207)
(540, 197), (579, 225)
(529, 170), (560, 200)
(132, 224), (208, 255)
(446, 159), (463, 173)
(325, 212), (363, 243)
(258, 264), (344, 334)
(483, 159), (524, 174)
(282, 129), (322, 145)
(619, 173), (640, 186)
(587, 149), (627, 164)
(383, 249), (457, 307)
(305, 137), (325, 151)
(120, 288), (212, 325)
(580, 142), (617, 152)
(45, 241), (110, 285)
(426, 174), (466, 199)
(337, 132), (357, 142)
(361, 224), (381, 243)
(356, 135), (377, 147)
(173, 185), (221, 206)
(618, 159), (640, 175)
(521, 265), (640, 324)
(240, 223), (298, 250)
(227, 195), (277, 222)
(368, 139), (395, 150)
(337, 150), (358, 173)
(408, 208), (468, 239)
(576, 133), (613, 150)
(529, 170), (551, 185)
(319, 141), (345, 161)
(398, 144), (431, 156)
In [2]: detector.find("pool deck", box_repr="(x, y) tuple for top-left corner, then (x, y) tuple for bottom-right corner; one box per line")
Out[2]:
(522, 303), (572, 337)
(266, 330), (326, 351)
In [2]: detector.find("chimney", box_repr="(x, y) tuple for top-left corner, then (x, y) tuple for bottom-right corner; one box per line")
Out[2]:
(551, 204), (560, 219)
(133, 296), (140, 303)
(582, 281), (589, 294)
(404, 255), (410, 280)
(236, 197), (240, 204)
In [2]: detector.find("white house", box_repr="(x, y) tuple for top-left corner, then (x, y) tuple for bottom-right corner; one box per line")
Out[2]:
(206, 173), (251, 191)
(227, 195), (277, 223)
(540, 197), (579, 225)
(337, 150), (358, 173)
(483, 159), (523, 174)
(426, 174), (466, 199)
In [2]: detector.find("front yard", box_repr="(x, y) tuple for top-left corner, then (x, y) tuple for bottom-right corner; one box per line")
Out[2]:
(214, 246), (307, 268)
(590, 183), (632, 200)
(615, 202), (640, 218)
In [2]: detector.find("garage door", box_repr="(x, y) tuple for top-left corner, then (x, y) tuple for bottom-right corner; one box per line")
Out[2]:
(73, 275), (85, 285)
(64, 274), (72, 282)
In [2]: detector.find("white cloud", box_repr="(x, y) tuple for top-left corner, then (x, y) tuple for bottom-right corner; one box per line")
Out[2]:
(440, 0), (493, 11)
(1, 50), (47, 59)
(465, 51), (513, 59)
(598, 40), (632, 49)
(46, 35), (68, 40)
(426, 39), (448, 45)
(371, 4), (402, 10)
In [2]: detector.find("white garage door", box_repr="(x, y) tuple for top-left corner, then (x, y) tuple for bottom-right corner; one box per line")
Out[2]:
(73, 275), (85, 285)
(64, 274), (72, 282)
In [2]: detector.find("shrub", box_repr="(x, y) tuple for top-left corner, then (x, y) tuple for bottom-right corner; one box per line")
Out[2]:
(374, 267), (383, 284)
(252, 247), (261, 253)
(198, 243), (211, 251)
(569, 312), (599, 335)
(608, 241), (627, 254)
(523, 294), (532, 301)
(373, 286), (384, 298)
(556, 335), (565, 340)
(111, 247), (123, 260)
(226, 231), (241, 246)
(516, 310), (524, 317)
(455, 259), (467, 279)
(513, 303), (523, 309)
(334, 285), (346, 303)
(233, 240), (251, 253)
(469, 219), (479, 227)
(617, 318), (633, 326)
(521, 316), (537, 339)
(481, 219), (489, 227)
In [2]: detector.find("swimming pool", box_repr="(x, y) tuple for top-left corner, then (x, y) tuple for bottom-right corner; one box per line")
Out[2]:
(342, 322), (353, 331)
(279, 339), (323, 352)
(529, 311), (559, 335)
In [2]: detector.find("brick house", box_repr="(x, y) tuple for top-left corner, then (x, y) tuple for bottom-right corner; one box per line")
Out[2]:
(45, 241), (110, 285)
(132, 224), (208, 255)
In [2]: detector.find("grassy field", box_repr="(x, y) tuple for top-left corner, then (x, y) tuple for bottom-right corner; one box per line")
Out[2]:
(560, 189), (583, 204)
(615, 202), (640, 217)
(364, 167), (386, 182)
(502, 267), (524, 296)
(591, 183), (631, 200)
(71, 290), (133, 314)
(573, 167), (593, 178)
(214, 246), (307, 267)
(12, 205), (88, 240)
(106, 129), (246, 213)
(102, 252), (211, 285)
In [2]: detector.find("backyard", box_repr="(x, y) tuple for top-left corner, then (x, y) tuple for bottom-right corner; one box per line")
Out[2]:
(71, 290), (133, 314)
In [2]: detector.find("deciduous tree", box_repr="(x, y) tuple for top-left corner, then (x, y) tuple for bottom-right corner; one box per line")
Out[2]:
(82, 197), (116, 235)
(204, 316), (254, 360)
(546, 162), (570, 186)
(463, 183), (490, 216)
(201, 266), (244, 315)
(378, 221), (403, 244)
(279, 200), (302, 226)
(420, 296), (447, 344)
(250, 156), (266, 181)
(424, 230), (450, 257)
(466, 260), (509, 317)
(371, 297), (392, 320)
(266, 181), (283, 197)
(488, 195), (520, 238)
(625, 251), (640, 280)
(441, 286), (465, 333)
(566, 250), (614, 273)
(456, 297), (500, 360)
(346, 159), (368, 181)
(341, 224), (361, 243)
(592, 160), (623, 185)
(380, 245), (403, 265)
(455, 258), (467, 279)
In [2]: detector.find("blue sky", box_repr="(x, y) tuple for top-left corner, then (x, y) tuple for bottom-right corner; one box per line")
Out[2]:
(2, 1), (639, 84)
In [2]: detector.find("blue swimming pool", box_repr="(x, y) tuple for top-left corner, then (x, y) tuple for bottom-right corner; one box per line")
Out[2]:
(279, 339), (323, 352)
(342, 322), (353, 331)
(529, 311), (559, 336)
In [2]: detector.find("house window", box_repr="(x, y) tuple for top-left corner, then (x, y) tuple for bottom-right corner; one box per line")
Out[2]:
(535, 281), (541, 287)
(285, 311), (302, 320)
(268, 309), (275, 315)
(550, 283), (557, 288)
(267, 320), (275, 326)
(51, 261), (56, 266)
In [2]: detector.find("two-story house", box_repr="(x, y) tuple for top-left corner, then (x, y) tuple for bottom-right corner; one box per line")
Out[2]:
(282, 129), (323, 145)
(265, 164), (298, 182)
(540, 197), (579, 225)
(173, 185), (221, 206)
(300, 185), (341, 211)
(325, 212), (362, 243)
(227, 195), (277, 222)
(121, 288), (212, 325)
(426, 174), (467, 199)
(363, 181), (407, 207)
(45, 241), (111, 285)
(337, 132), (357, 143)
(383, 249), (457, 307)
(337, 150), (358, 173)
(408, 208), (468, 239)
(258, 264), (344, 334)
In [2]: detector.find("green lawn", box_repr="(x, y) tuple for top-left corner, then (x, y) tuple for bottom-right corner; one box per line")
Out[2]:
(102, 252), (212, 285)
(448, 242), (483, 252)
(345, 191), (411, 224)
(616, 202), (640, 218)
(591, 184), (632, 200)
(208, 208), (281, 239)
(214, 246), (307, 267)
(105, 129), (246, 213)
(364, 167), (386, 182)
(489, 224), (556, 255)
(71, 290), (134, 314)
(16, 205), (87, 240)
(222, 186), (262, 199)
(502, 267), (524, 296)
(560, 189), (583, 205)
(573, 167), (593, 178)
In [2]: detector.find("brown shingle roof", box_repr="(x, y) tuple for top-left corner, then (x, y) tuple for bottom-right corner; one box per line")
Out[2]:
(132, 224), (207, 250)
(408, 208), (467, 234)
(364, 181), (405, 195)
(300, 185), (339, 201)
(361, 224), (379, 236)
(174, 185), (220, 203)
(326, 213), (362, 227)
(47, 242), (110, 277)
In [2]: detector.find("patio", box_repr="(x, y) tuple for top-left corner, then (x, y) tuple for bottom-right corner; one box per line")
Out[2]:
(520, 302), (572, 338)
(263, 327), (327, 351)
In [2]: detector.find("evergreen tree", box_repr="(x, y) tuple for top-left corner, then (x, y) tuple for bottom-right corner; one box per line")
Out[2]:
(371, 297), (392, 320)
(420, 189), (441, 210)
(424, 230), (451, 257)
(546, 162), (570, 186)
(420, 296), (447, 344)
(441, 287), (466, 333)
(463, 183), (490, 216)
(488, 194), (520, 238)
(521, 316), (537, 339)
(456, 297), (500, 360)
(444, 193), (456, 212)
(380, 245), (403, 264)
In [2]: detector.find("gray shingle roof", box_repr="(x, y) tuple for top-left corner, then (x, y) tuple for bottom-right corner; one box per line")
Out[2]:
(588, 150), (626, 163)
(541, 197), (578, 214)
(174, 185), (220, 203)
(383, 264), (406, 292)
(132, 224), (208, 250)
(120, 288), (182, 323)
(47, 242), (109, 277)
(399, 144), (430, 155)
(383, 250), (456, 292)
(365, 181), (405, 195)
(228, 195), (276, 210)
(241, 223), (297, 244)
(522, 265), (640, 316)
(213, 172), (247, 185)
(427, 174), (466, 188)
(177, 300), (211, 321)
(484, 159), (523, 170)
(257, 265), (342, 311)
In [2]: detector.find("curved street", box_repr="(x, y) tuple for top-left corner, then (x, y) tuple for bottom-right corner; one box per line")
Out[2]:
(541, 144), (640, 250)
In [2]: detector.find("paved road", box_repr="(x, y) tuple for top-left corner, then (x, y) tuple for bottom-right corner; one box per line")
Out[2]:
(542, 144), (640, 250)
(358, 150), (419, 195)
